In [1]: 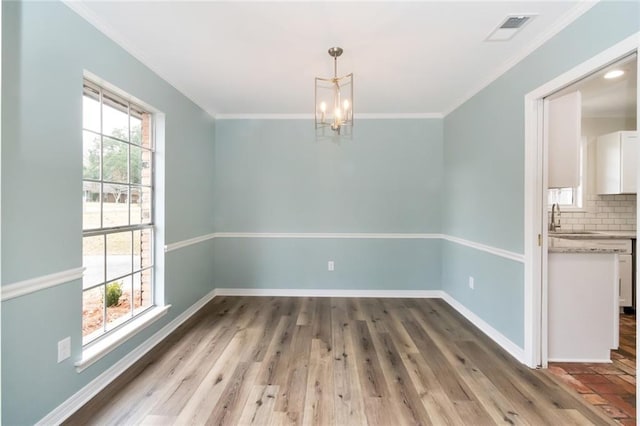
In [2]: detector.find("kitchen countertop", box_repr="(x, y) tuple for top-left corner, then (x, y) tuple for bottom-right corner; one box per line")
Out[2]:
(549, 230), (636, 240)
(549, 231), (635, 253)
(549, 247), (628, 254)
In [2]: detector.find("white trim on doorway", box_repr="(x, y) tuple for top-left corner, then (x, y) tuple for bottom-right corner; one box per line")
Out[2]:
(523, 32), (639, 369)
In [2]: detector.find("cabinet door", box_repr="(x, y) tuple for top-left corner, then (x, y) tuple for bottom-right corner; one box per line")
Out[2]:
(596, 132), (622, 194)
(547, 91), (581, 188)
(619, 254), (632, 307)
(621, 133), (637, 193)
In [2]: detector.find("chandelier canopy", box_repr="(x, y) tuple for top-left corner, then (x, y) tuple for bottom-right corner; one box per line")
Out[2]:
(315, 47), (353, 138)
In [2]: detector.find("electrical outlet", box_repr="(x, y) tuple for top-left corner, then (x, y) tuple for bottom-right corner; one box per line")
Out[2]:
(58, 337), (71, 363)
(469, 276), (475, 290)
(328, 261), (335, 271)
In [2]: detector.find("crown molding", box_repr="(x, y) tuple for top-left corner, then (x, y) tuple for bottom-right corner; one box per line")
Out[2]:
(64, 0), (597, 121)
(442, 0), (599, 116)
(62, 1), (215, 119)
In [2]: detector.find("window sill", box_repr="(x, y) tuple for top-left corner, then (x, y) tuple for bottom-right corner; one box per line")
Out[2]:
(75, 305), (171, 373)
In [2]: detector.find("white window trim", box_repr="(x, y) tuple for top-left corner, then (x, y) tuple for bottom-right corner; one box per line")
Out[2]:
(76, 304), (170, 372)
(81, 76), (163, 352)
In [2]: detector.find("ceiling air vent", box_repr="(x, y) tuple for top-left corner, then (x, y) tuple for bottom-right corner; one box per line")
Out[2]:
(486, 14), (536, 41)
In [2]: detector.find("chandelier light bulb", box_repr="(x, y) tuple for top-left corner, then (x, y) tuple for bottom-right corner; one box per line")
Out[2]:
(314, 46), (353, 137)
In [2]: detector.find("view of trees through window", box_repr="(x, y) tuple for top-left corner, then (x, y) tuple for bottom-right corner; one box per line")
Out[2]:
(82, 80), (155, 344)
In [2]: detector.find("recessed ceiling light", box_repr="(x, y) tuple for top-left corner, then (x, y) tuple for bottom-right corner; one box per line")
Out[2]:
(604, 69), (625, 79)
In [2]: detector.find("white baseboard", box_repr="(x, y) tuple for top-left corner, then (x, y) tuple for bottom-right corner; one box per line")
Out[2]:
(214, 288), (445, 299)
(37, 289), (217, 426)
(440, 292), (526, 364)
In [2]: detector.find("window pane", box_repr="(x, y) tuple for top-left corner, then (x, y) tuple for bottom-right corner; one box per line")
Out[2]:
(103, 137), (129, 183)
(83, 235), (104, 289)
(83, 131), (100, 180)
(103, 97), (129, 141)
(133, 270), (153, 314)
(106, 276), (133, 331)
(548, 188), (574, 206)
(133, 228), (153, 272)
(131, 115), (142, 145)
(103, 184), (129, 227)
(130, 145), (142, 184)
(107, 231), (132, 281)
(83, 94), (101, 133)
(131, 186), (152, 225)
(83, 286), (104, 340)
(83, 181), (101, 229)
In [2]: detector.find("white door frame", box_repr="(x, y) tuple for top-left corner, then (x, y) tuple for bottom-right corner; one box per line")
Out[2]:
(523, 33), (639, 368)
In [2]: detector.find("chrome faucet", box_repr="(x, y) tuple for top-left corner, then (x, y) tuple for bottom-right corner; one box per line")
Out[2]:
(549, 203), (561, 232)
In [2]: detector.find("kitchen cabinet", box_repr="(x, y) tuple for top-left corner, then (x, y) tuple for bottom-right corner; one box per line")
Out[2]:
(548, 252), (618, 362)
(547, 91), (581, 188)
(619, 254), (632, 308)
(596, 131), (637, 194)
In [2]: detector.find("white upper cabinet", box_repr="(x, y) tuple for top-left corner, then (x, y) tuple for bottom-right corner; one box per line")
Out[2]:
(547, 91), (582, 188)
(596, 131), (637, 194)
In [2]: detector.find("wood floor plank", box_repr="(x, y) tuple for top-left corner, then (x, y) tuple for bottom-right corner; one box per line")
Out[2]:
(296, 297), (315, 326)
(358, 298), (389, 333)
(174, 328), (248, 424)
(405, 306), (523, 425)
(371, 331), (433, 425)
(237, 385), (278, 425)
(402, 318), (472, 403)
(256, 315), (297, 386)
(302, 338), (335, 425)
(311, 297), (332, 350)
(67, 297), (618, 426)
(362, 396), (396, 426)
(205, 361), (261, 426)
(137, 414), (176, 425)
(351, 320), (390, 398)
(331, 298), (367, 426)
(149, 322), (239, 416)
(273, 325), (312, 415)
(400, 351), (468, 425)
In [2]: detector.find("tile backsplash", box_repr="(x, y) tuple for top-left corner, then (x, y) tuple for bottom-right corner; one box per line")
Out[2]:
(557, 194), (636, 232)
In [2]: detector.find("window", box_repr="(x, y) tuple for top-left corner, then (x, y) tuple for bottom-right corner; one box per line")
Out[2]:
(548, 137), (586, 210)
(82, 80), (154, 345)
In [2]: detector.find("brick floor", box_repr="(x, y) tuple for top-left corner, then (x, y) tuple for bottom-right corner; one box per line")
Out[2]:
(549, 313), (636, 425)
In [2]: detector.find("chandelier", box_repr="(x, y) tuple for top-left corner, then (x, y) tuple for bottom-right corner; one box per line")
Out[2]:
(315, 47), (353, 137)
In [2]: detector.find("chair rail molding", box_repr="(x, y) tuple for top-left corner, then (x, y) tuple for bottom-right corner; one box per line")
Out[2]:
(1, 267), (85, 301)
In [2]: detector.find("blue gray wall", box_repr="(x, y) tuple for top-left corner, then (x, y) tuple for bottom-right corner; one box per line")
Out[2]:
(1, 1), (215, 424)
(442, 0), (640, 347)
(212, 119), (443, 290)
(2, 0), (639, 423)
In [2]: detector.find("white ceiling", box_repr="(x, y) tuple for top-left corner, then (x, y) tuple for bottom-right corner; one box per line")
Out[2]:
(66, 1), (597, 117)
(580, 54), (637, 118)
(550, 52), (637, 118)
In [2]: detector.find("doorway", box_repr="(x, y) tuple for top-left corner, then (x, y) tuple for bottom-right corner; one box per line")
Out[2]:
(524, 35), (638, 424)
(523, 34), (639, 369)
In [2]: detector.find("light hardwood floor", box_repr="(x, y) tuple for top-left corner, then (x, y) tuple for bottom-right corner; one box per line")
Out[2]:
(66, 297), (615, 425)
